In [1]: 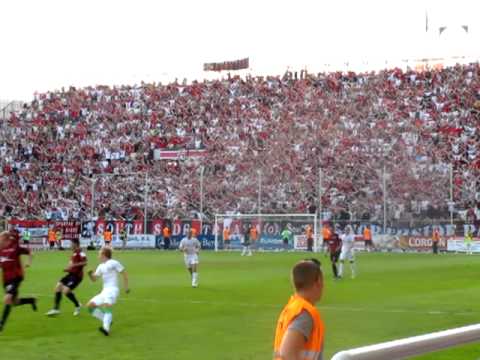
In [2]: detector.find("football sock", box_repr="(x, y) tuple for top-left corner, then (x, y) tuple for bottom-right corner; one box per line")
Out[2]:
(332, 263), (338, 277)
(1, 304), (11, 326)
(66, 293), (80, 307)
(89, 307), (104, 321)
(338, 263), (344, 277)
(54, 291), (62, 309)
(16, 298), (35, 306)
(103, 308), (112, 332)
(350, 262), (356, 277)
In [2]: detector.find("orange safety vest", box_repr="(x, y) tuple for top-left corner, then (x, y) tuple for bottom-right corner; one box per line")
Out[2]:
(322, 227), (331, 240)
(250, 227), (258, 241)
(191, 228), (198, 237)
(363, 227), (372, 241)
(273, 294), (324, 360)
(306, 226), (313, 239)
(223, 228), (230, 241)
(432, 230), (440, 242)
(48, 229), (56, 243)
(163, 227), (170, 237)
(104, 230), (112, 242)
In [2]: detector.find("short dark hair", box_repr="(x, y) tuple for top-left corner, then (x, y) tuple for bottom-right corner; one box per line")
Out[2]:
(292, 259), (322, 291)
(101, 247), (112, 259)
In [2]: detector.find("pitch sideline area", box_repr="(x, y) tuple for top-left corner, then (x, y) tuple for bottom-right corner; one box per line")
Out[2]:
(0, 251), (479, 360)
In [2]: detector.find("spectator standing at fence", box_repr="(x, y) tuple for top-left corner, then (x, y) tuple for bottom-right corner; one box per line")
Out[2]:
(273, 259), (325, 360)
(120, 228), (128, 249)
(250, 224), (259, 249)
(22, 229), (31, 246)
(48, 227), (57, 250)
(56, 229), (63, 250)
(281, 226), (293, 251)
(363, 225), (374, 252)
(162, 225), (171, 250)
(103, 228), (113, 248)
(464, 229), (473, 255)
(305, 225), (314, 252)
(432, 227), (440, 255)
(223, 226), (231, 250)
(191, 227), (198, 238)
(241, 224), (252, 256)
(321, 224), (332, 252)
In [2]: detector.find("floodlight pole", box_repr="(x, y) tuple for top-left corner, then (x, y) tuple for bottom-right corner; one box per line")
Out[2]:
(91, 178), (95, 221)
(383, 165), (387, 235)
(200, 166), (204, 230)
(318, 167), (323, 252)
(449, 163), (454, 226)
(258, 169), (262, 217)
(144, 172), (149, 236)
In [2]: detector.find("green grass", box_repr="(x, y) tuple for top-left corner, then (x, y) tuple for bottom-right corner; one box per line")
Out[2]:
(1, 251), (480, 359)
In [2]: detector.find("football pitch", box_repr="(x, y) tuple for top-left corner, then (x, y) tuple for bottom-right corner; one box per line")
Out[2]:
(0, 250), (479, 360)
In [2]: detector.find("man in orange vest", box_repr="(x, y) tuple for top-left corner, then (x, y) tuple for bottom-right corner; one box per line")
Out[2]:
(273, 259), (325, 360)
(103, 228), (113, 247)
(321, 224), (332, 253)
(48, 227), (57, 250)
(363, 225), (374, 252)
(223, 227), (230, 251)
(162, 225), (171, 250)
(432, 227), (440, 255)
(305, 225), (314, 252)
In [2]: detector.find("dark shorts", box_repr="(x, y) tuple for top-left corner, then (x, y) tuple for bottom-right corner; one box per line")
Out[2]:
(282, 238), (289, 245)
(330, 250), (341, 263)
(364, 239), (373, 246)
(3, 277), (23, 297)
(60, 274), (82, 290)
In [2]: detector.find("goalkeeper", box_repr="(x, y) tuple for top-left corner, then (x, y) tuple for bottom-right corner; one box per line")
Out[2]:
(281, 226), (293, 251)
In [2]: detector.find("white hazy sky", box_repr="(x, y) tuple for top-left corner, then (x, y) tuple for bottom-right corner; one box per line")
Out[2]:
(0, 0), (478, 100)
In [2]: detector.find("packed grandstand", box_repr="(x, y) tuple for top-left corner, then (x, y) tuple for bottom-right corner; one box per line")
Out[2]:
(1, 63), (480, 224)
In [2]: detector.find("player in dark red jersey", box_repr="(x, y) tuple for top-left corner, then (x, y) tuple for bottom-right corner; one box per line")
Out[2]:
(325, 231), (342, 279)
(0, 230), (37, 332)
(46, 240), (87, 317)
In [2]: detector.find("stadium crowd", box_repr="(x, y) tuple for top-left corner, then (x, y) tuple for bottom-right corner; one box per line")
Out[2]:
(1, 63), (480, 223)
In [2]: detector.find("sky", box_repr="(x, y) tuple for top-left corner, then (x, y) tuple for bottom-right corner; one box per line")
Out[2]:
(0, 0), (478, 101)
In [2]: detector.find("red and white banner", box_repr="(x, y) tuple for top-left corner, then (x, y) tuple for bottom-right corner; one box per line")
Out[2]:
(204, 58), (249, 72)
(154, 149), (207, 160)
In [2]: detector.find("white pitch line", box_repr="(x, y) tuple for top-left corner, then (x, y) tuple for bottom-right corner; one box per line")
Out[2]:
(32, 294), (476, 317)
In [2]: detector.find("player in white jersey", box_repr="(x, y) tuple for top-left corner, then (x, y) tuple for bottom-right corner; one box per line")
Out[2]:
(179, 230), (201, 287)
(339, 226), (357, 279)
(87, 247), (129, 336)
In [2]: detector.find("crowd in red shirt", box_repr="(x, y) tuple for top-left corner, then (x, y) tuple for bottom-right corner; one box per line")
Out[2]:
(1, 63), (480, 223)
